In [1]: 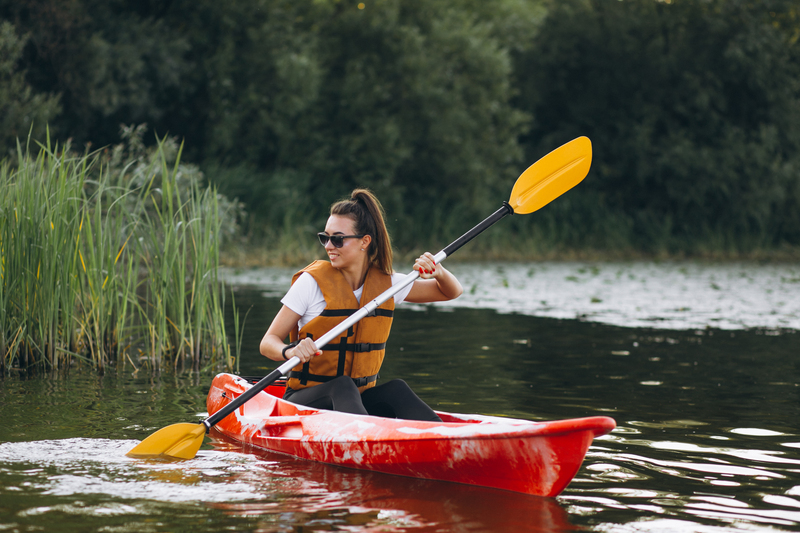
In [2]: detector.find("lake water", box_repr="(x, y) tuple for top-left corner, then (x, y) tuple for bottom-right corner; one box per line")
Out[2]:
(1, 261), (800, 532)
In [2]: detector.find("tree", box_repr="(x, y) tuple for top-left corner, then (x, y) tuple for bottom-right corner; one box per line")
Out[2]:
(0, 22), (60, 156)
(192, 0), (533, 247)
(1, 0), (536, 249)
(514, 0), (800, 253)
(0, 0), (191, 148)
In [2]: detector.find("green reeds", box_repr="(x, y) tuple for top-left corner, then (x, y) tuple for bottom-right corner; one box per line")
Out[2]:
(0, 134), (234, 373)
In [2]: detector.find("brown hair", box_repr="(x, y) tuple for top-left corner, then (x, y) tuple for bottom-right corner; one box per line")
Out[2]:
(330, 189), (393, 275)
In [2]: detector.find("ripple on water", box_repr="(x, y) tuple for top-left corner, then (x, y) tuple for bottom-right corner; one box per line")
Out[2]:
(0, 437), (579, 532)
(0, 438), (277, 503)
(565, 424), (800, 531)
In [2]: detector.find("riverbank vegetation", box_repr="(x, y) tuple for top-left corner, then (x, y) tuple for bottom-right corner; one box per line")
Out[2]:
(0, 127), (239, 374)
(1, 1), (800, 262)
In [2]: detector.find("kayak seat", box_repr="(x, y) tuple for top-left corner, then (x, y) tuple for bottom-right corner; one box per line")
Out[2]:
(240, 375), (288, 399)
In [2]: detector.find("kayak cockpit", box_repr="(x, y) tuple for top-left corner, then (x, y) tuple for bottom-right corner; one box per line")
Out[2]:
(238, 375), (511, 425)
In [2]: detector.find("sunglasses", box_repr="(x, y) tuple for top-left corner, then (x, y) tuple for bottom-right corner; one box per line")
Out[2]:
(317, 233), (365, 248)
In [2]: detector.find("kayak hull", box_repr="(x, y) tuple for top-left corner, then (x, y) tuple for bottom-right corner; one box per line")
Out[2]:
(206, 373), (615, 497)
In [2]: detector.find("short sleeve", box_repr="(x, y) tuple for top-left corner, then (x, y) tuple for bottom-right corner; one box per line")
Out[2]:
(281, 273), (327, 329)
(391, 272), (415, 305)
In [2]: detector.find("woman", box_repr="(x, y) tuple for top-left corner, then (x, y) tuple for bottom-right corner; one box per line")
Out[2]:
(260, 189), (462, 421)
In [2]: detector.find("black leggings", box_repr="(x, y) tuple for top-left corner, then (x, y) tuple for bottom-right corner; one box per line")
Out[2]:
(283, 376), (442, 422)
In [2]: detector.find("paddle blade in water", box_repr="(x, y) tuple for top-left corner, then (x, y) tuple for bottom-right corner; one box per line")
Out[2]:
(126, 423), (206, 460)
(509, 137), (592, 215)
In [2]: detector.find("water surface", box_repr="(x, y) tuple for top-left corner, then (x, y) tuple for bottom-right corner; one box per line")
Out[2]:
(2, 261), (800, 532)
(223, 261), (800, 330)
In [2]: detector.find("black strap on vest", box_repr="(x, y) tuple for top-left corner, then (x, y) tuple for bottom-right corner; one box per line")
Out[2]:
(287, 371), (379, 388)
(336, 334), (347, 377)
(293, 329), (385, 386)
(319, 341), (387, 353)
(297, 333), (314, 386)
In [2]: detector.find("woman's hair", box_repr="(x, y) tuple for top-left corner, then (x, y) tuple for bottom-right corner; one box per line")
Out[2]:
(330, 188), (393, 275)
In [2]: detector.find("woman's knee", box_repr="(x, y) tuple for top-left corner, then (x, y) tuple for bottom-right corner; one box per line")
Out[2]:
(329, 375), (361, 393)
(376, 379), (411, 395)
(366, 379), (441, 422)
(327, 376), (366, 413)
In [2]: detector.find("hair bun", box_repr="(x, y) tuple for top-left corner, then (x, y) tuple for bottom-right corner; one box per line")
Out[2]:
(330, 188), (393, 276)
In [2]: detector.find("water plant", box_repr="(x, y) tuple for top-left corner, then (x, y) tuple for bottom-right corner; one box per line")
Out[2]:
(0, 129), (237, 373)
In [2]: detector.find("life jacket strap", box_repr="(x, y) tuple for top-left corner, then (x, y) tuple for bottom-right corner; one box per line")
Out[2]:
(318, 341), (387, 352)
(295, 329), (385, 385)
(287, 371), (379, 388)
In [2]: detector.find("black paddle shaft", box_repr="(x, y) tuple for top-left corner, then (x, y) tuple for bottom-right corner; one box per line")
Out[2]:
(203, 368), (283, 430)
(441, 202), (514, 258)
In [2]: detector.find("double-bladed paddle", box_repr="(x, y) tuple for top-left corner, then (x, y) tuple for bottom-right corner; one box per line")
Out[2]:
(126, 136), (593, 460)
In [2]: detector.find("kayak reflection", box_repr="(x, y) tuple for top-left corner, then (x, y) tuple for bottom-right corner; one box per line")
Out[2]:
(207, 437), (578, 532)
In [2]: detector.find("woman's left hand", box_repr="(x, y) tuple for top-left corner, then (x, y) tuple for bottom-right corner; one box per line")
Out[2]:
(413, 252), (438, 279)
(407, 252), (463, 303)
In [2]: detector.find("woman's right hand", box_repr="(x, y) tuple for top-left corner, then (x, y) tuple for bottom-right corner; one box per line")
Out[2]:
(286, 337), (321, 363)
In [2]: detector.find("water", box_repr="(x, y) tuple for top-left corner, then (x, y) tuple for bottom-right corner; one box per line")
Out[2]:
(222, 261), (800, 331)
(2, 261), (800, 532)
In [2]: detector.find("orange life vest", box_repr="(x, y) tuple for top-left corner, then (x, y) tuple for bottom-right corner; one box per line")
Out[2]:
(287, 260), (395, 393)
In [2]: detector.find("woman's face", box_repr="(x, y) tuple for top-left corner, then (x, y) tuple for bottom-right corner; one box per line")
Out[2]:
(322, 215), (370, 269)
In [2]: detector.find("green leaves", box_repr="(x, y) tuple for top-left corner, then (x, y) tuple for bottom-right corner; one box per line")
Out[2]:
(514, 0), (800, 254)
(196, 0), (529, 247)
(0, 131), (235, 373)
(3, 0), (800, 257)
(0, 22), (61, 157)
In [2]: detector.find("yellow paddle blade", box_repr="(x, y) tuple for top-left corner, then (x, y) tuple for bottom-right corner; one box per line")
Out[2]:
(125, 423), (206, 460)
(509, 136), (592, 215)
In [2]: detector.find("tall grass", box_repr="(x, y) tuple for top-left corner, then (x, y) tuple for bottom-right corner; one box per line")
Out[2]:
(0, 132), (235, 373)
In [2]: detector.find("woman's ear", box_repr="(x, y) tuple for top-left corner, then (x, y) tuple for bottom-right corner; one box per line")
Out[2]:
(360, 234), (372, 251)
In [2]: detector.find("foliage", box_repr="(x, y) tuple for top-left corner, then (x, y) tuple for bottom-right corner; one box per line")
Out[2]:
(0, 0), (534, 250)
(1, 0), (800, 257)
(0, 22), (60, 158)
(513, 0), (800, 254)
(0, 2), (190, 146)
(0, 132), (237, 373)
(190, 0), (532, 248)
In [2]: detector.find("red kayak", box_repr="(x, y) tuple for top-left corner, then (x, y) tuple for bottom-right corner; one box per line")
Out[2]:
(206, 373), (615, 497)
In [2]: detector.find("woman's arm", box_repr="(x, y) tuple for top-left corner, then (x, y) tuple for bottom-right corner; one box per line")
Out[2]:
(260, 305), (319, 363)
(405, 252), (464, 303)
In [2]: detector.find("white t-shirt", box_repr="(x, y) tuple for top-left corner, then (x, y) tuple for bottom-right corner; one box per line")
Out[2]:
(282, 272), (415, 329)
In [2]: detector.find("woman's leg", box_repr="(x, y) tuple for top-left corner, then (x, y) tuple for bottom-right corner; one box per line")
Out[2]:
(283, 376), (368, 415)
(360, 379), (442, 422)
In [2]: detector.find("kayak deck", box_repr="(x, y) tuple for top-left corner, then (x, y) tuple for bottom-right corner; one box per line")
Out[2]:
(206, 372), (615, 497)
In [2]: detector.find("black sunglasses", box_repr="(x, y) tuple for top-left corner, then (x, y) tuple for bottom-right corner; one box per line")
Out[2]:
(317, 233), (365, 248)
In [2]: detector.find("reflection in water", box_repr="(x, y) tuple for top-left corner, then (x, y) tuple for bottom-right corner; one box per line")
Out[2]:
(208, 438), (578, 532)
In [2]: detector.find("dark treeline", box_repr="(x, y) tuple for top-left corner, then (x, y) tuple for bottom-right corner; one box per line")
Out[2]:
(517, 0), (800, 255)
(2, 0), (799, 258)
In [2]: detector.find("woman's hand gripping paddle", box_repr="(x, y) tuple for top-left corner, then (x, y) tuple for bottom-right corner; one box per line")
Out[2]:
(125, 136), (593, 460)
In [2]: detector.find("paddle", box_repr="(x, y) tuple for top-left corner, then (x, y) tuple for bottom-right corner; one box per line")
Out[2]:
(125, 136), (593, 460)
